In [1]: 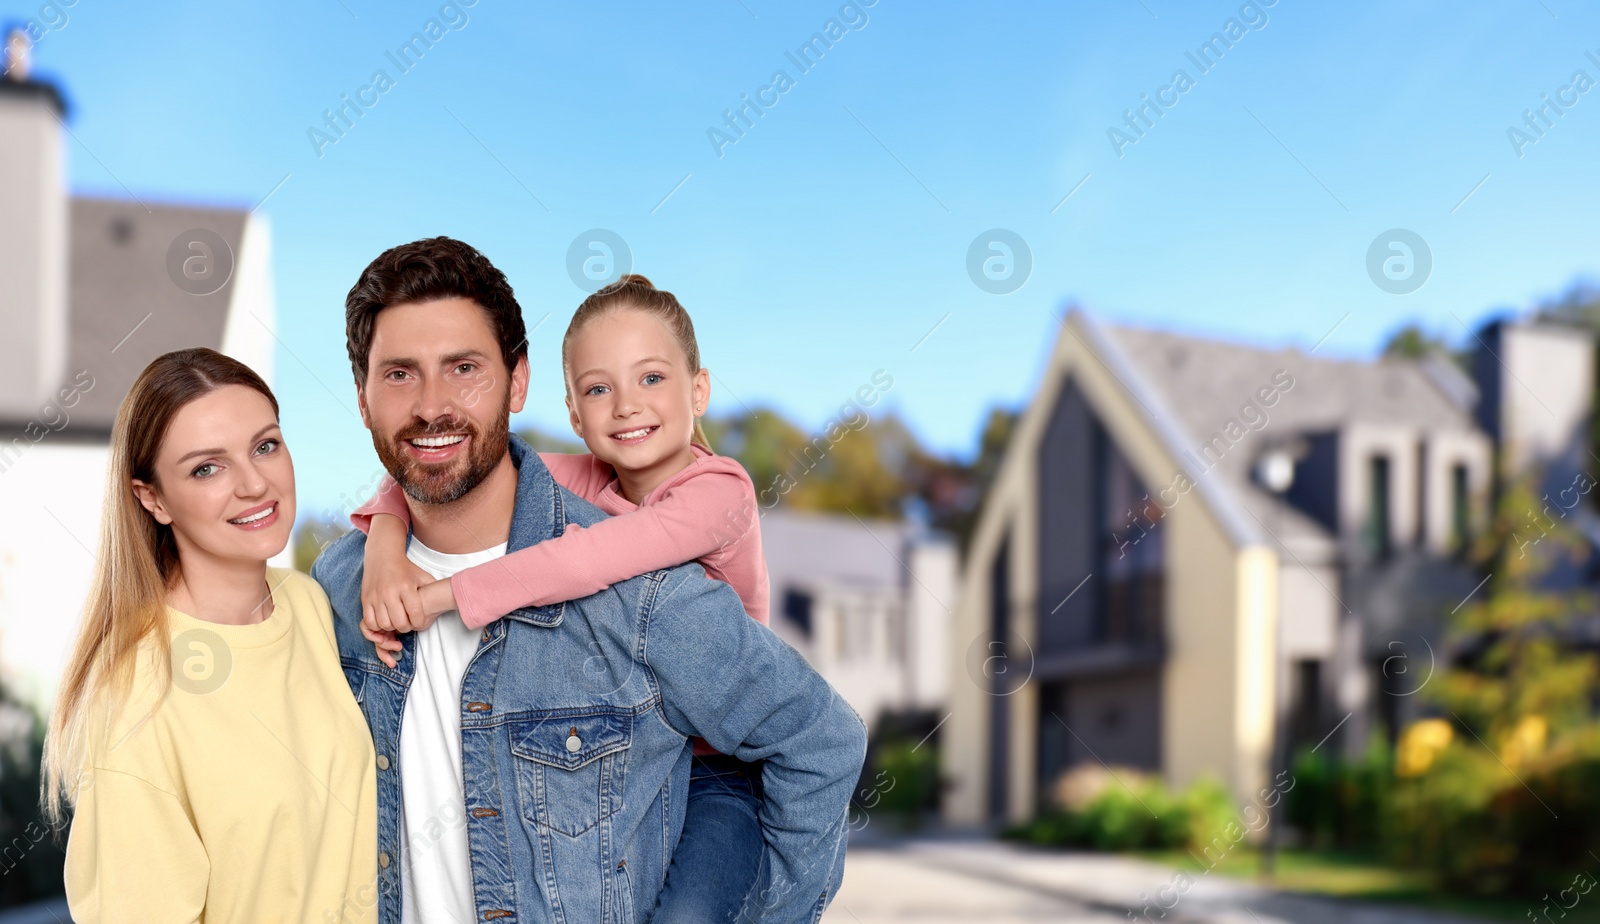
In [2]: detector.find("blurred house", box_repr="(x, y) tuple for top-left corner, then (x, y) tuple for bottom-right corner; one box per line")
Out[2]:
(0, 40), (275, 709)
(760, 509), (955, 732)
(943, 309), (1598, 826)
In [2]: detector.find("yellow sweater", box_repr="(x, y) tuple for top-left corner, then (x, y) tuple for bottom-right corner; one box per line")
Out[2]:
(65, 568), (379, 924)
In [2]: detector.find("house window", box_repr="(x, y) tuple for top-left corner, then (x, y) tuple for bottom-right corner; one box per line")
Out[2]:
(782, 588), (813, 637)
(988, 536), (1012, 821)
(1289, 659), (1322, 748)
(1364, 454), (1391, 559)
(848, 602), (875, 661)
(1096, 426), (1163, 644)
(1451, 463), (1470, 552)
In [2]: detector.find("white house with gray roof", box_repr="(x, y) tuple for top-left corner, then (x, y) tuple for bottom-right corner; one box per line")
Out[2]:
(0, 42), (276, 708)
(943, 308), (1521, 826)
(760, 509), (955, 732)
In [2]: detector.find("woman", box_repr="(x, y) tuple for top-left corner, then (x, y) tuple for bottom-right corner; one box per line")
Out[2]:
(41, 348), (378, 923)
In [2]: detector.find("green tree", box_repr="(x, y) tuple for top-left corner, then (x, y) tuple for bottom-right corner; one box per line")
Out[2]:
(1391, 471), (1600, 892)
(701, 408), (813, 504)
(292, 513), (350, 573)
(514, 426), (584, 455)
(1381, 323), (1449, 359)
(1433, 474), (1596, 738)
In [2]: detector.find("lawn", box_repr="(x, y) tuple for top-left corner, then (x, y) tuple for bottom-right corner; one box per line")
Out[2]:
(1134, 847), (1600, 924)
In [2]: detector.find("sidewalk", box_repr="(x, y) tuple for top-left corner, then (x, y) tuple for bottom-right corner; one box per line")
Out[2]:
(822, 838), (1493, 924)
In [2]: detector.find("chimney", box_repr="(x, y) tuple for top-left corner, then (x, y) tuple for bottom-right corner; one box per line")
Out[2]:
(0, 28), (68, 421)
(1473, 318), (1596, 476)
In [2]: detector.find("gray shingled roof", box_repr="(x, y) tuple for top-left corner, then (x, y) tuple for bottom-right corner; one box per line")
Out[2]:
(1098, 322), (1480, 553)
(17, 197), (248, 433)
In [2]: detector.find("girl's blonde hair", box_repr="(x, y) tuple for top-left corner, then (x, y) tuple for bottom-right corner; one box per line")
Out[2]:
(561, 274), (711, 451)
(41, 348), (279, 825)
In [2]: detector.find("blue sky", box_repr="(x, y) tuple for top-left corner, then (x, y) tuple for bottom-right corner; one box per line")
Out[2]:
(12, 0), (1600, 519)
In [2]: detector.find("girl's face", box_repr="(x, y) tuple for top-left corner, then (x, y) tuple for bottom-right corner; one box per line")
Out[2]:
(132, 384), (296, 569)
(565, 309), (709, 475)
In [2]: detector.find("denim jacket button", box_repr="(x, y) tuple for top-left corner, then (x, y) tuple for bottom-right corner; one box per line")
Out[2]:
(376, 754), (390, 770)
(565, 733), (582, 753)
(378, 851), (390, 869)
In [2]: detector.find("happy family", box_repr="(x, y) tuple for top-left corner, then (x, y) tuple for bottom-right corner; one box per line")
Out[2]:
(38, 236), (868, 923)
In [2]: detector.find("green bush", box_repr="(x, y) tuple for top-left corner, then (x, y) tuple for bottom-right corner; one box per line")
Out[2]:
(1006, 772), (1240, 852)
(1286, 735), (1392, 851)
(1387, 742), (1511, 893)
(1387, 729), (1600, 896)
(868, 740), (939, 816)
(1290, 726), (1600, 897)
(0, 687), (64, 903)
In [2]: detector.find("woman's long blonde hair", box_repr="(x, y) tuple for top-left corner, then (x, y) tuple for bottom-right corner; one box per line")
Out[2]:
(40, 348), (279, 825)
(562, 274), (712, 451)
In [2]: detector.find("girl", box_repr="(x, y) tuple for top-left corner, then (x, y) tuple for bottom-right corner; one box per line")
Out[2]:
(352, 274), (769, 924)
(42, 348), (378, 923)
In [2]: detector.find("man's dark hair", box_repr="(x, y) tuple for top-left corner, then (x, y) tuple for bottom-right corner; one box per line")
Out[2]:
(344, 236), (528, 385)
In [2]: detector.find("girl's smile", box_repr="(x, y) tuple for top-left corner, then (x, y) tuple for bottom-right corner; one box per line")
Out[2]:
(610, 424), (659, 444)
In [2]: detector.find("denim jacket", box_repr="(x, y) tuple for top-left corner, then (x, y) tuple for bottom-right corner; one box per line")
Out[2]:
(311, 435), (866, 924)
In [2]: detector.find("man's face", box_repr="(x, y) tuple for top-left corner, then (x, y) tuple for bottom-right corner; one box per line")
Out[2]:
(357, 296), (529, 505)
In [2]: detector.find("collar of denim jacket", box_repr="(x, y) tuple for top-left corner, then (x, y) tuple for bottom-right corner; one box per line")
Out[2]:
(498, 433), (567, 629)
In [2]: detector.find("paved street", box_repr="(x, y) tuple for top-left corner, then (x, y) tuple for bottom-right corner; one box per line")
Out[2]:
(822, 839), (1493, 924)
(0, 840), (1497, 924)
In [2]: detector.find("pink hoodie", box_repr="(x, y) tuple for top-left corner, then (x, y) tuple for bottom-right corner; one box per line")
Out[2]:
(350, 444), (769, 630)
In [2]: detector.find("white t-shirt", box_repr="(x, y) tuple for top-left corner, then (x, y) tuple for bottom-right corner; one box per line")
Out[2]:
(398, 536), (507, 924)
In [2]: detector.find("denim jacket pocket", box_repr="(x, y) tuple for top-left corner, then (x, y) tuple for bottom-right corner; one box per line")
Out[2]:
(510, 707), (632, 837)
(612, 859), (634, 924)
(340, 661), (367, 704)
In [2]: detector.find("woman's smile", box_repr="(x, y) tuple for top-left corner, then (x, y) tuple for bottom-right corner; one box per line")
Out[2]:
(227, 500), (280, 529)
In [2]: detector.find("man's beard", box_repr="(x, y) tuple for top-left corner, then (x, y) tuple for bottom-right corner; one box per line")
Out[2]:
(373, 388), (511, 506)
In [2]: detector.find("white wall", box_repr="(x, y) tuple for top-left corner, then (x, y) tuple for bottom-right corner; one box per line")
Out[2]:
(1278, 561), (1338, 660)
(219, 214), (275, 385)
(906, 540), (955, 710)
(0, 443), (108, 709)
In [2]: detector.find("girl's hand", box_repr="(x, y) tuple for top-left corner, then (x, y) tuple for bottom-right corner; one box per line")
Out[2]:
(360, 620), (403, 670)
(387, 579), (453, 634)
(360, 513), (435, 634)
(416, 578), (458, 630)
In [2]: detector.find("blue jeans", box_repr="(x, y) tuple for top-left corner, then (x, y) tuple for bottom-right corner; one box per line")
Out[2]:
(651, 754), (765, 924)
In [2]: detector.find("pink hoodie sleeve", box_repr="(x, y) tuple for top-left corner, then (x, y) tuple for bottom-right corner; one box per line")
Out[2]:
(349, 476), (410, 534)
(348, 453), (614, 535)
(449, 468), (758, 629)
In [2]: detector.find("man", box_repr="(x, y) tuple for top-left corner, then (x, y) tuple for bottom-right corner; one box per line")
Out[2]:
(311, 236), (865, 924)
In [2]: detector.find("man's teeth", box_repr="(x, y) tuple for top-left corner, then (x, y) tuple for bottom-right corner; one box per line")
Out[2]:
(613, 427), (655, 440)
(411, 435), (465, 448)
(230, 505), (274, 524)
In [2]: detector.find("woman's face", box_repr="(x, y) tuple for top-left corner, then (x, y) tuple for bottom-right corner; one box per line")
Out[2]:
(132, 384), (296, 568)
